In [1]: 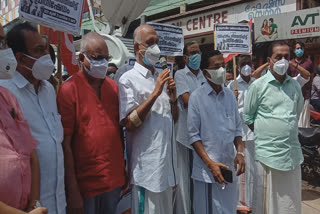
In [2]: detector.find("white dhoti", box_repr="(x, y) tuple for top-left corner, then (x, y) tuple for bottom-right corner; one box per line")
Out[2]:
(131, 185), (173, 214)
(238, 140), (257, 211)
(174, 142), (192, 214)
(253, 162), (301, 214)
(193, 179), (238, 214)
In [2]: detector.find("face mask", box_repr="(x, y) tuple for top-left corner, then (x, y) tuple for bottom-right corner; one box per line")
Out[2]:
(206, 67), (226, 85)
(272, 58), (289, 76)
(295, 49), (304, 57)
(188, 53), (201, 70)
(240, 64), (252, 76)
(140, 44), (161, 66)
(24, 54), (54, 80)
(84, 54), (109, 79)
(107, 73), (115, 80)
(0, 48), (17, 79)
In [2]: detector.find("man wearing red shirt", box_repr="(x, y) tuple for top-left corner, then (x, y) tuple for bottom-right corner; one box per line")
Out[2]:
(57, 32), (125, 214)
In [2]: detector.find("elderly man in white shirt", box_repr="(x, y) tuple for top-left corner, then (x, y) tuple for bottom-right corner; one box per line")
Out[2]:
(174, 41), (205, 214)
(188, 49), (245, 214)
(118, 24), (178, 214)
(0, 22), (66, 214)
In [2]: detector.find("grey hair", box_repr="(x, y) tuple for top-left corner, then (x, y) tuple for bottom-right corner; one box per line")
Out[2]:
(80, 32), (104, 52)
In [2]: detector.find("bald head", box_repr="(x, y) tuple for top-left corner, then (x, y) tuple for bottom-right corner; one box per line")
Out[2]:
(133, 24), (158, 44)
(133, 24), (159, 58)
(80, 32), (108, 54)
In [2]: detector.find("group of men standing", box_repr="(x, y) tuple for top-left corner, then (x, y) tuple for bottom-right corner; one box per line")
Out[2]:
(0, 21), (308, 214)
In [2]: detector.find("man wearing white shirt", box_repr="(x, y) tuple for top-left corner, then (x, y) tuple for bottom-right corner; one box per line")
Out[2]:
(0, 22), (66, 214)
(118, 24), (178, 214)
(174, 41), (205, 214)
(228, 55), (256, 212)
(188, 49), (245, 213)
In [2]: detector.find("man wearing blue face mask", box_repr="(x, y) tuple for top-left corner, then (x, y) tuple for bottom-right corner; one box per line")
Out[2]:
(0, 22), (66, 214)
(188, 49), (245, 214)
(174, 41), (206, 214)
(119, 24), (178, 214)
(287, 41), (313, 127)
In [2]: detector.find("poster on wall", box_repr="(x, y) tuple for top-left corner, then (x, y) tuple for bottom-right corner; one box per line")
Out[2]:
(214, 23), (251, 54)
(255, 7), (320, 43)
(19, 0), (83, 35)
(147, 22), (184, 56)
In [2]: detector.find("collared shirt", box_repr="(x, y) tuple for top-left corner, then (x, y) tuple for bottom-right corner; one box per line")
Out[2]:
(0, 72), (66, 214)
(0, 86), (37, 210)
(287, 57), (313, 99)
(311, 74), (320, 100)
(228, 76), (255, 141)
(243, 71), (304, 171)
(119, 62), (177, 193)
(174, 66), (206, 147)
(188, 82), (242, 183)
(57, 71), (125, 198)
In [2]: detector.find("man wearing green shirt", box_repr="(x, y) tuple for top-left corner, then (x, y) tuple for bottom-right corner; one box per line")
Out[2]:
(243, 41), (304, 214)
(268, 18), (278, 40)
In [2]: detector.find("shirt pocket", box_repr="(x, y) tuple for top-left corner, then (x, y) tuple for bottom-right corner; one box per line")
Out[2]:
(49, 113), (64, 144)
(225, 108), (236, 132)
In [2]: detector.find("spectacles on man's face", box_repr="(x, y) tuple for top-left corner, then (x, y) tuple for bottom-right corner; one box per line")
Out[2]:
(86, 53), (113, 62)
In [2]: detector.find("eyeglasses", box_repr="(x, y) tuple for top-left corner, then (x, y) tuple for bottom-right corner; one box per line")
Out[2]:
(86, 53), (113, 62)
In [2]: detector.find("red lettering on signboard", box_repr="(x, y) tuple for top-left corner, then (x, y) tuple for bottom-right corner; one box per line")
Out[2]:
(214, 13), (221, 23)
(207, 14), (213, 28)
(199, 16), (206, 29)
(222, 11), (228, 23)
(193, 18), (198, 30)
(187, 19), (192, 31)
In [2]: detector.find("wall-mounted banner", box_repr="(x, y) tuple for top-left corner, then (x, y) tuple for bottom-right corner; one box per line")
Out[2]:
(255, 7), (320, 43)
(148, 22), (184, 56)
(214, 23), (251, 54)
(19, 0), (83, 35)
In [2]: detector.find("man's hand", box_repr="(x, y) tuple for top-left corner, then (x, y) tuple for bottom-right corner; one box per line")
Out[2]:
(153, 68), (171, 98)
(66, 189), (84, 214)
(207, 160), (229, 184)
(234, 154), (245, 176)
(166, 77), (177, 102)
(232, 89), (239, 99)
(28, 207), (48, 214)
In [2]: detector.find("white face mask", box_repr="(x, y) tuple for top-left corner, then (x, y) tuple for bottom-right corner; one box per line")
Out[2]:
(0, 48), (17, 79)
(107, 73), (115, 80)
(272, 58), (289, 76)
(84, 54), (108, 79)
(140, 44), (161, 66)
(240, 64), (252, 76)
(206, 67), (226, 85)
(24, 54), (55, 80)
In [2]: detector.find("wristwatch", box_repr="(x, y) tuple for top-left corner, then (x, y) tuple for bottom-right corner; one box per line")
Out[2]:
(33, 200), (42, 209)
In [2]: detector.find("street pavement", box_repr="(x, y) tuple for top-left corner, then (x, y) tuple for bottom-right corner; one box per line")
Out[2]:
(302, 181), (320, 214)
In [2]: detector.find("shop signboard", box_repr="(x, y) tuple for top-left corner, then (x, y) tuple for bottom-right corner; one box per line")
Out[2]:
(19, 0), (83, 35)
(214, 23), (251, 54)
(148, 22), (184, 56)
(255, 7), (320, 43)
(164, 0), (296, 38)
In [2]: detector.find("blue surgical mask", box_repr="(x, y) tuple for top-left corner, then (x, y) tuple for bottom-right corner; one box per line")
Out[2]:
(188, 53), (201, 70)
(295, 49), (304, 57)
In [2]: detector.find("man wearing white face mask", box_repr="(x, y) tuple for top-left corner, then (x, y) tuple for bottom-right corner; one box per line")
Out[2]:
(243, 41), (304, 214)
(0, 22), (48, 214)
(188, 50), (245, 214)
(227, 55), (256, 213)
(0, 22), (66, 214)
(57, 32), (126, 214)
(118, 24), (178, 214)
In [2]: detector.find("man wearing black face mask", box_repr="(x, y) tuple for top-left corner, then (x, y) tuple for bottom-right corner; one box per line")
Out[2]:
(244, 41), (304, 213)
(118, 24), (178, 214)
(0, 22), (66, 214)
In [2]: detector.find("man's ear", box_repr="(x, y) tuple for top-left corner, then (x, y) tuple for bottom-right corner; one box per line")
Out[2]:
(267, 57), (271, 64)
(134, 42), (140, 55)
(15, 52), (25, 65)
(203, 69), (210, 79)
